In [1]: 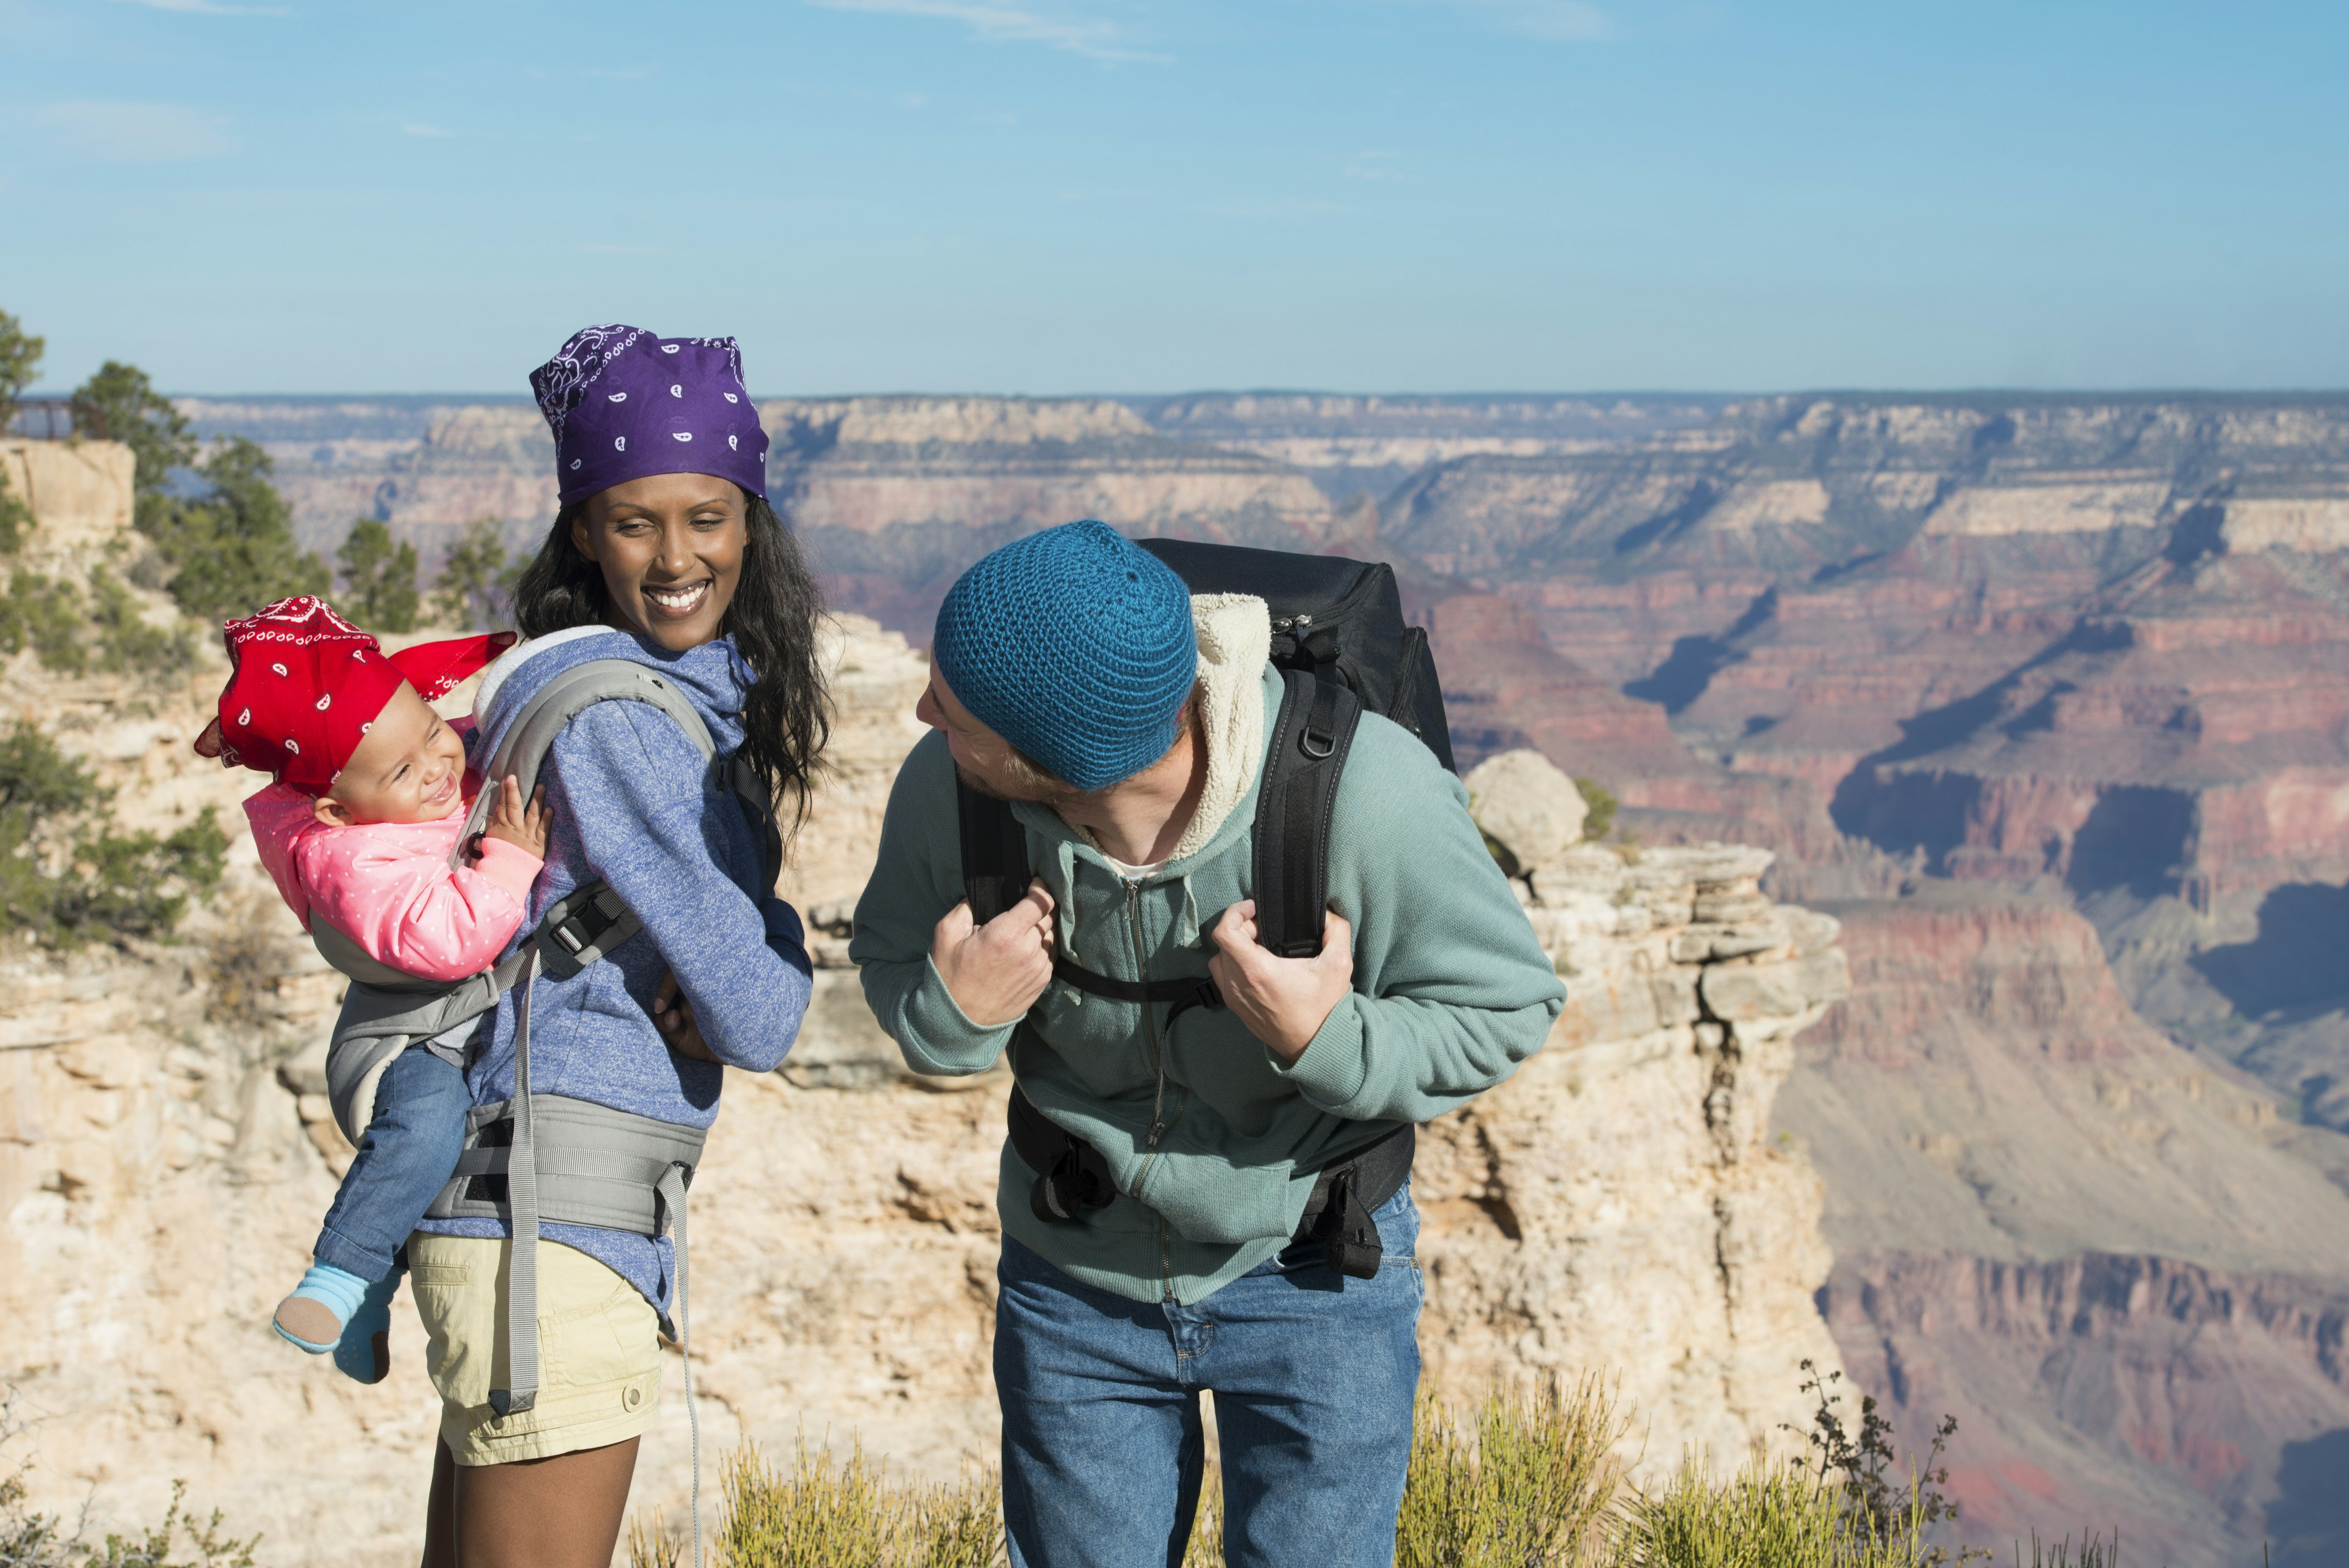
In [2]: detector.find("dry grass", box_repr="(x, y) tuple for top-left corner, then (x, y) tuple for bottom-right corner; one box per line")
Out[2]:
(629, 1380), (2087, 1568)
(629, 1435), (1000, 1568)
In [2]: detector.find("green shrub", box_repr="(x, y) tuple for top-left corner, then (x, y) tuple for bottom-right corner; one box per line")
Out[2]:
(87, 568), (196, 675)
(1575, 777), (1619, 842)
(139, 438), (328, 623)
(0, 469), (30, 555)
(0, 308), (42, 433)
(69, 361), (197, 538)
(0, 721), (224, 948)
(336, 518), (421, 633)
(0, 572), (88, 674)
(431, 516), (522, 630)
(1787, 1361), (1970, 1562)
(2, 1467), (258, 1568)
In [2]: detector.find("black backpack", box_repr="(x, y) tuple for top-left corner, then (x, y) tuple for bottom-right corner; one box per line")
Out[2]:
(957, 539), (1455, 960)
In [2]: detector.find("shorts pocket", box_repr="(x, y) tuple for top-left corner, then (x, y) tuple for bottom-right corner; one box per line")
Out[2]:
(540, 1273), (656, 1391)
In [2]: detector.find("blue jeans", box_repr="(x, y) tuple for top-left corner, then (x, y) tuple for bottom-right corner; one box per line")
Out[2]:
(311, 1046), (469, 1283)
(995, 1181), (1423, 1568)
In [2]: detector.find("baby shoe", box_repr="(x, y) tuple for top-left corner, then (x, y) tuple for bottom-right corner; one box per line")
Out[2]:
(332, 1267), (404, 1385)
(272, 1263), (368, 1354)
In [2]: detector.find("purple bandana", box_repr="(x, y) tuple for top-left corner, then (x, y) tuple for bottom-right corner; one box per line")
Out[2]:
(530, 324), (771, 506)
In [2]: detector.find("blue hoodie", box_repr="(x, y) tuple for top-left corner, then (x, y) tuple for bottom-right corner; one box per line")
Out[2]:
(412, 626), (812, 1313)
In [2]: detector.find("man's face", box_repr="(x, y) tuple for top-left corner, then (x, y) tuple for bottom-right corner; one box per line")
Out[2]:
(916, 667), (1063, 803)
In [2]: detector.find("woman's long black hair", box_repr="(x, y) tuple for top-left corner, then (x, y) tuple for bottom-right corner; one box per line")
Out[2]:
(512, 491), (831, 834)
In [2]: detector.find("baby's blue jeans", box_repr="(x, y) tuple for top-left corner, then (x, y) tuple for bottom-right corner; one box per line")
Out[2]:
(310, 1046), (469, 1283)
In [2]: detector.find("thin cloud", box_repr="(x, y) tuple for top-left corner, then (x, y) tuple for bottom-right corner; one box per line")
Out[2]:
(803, 0), (1163, 63)
(1433, 0), (1611, 41)
(109, 0), (291, 15)
(34, 102), (235, 162)
(401, 123), (456, 138)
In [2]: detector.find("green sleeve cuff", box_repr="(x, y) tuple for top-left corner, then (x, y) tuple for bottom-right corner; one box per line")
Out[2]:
(898, 955), (1018, 1074)
(1271, 992), (1368, 1111)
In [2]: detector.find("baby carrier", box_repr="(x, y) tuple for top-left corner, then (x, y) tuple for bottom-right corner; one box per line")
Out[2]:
(311, 655), (782, 1418)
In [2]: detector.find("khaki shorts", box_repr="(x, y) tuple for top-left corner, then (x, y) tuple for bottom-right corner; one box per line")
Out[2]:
(407, 1233), (664, 1466)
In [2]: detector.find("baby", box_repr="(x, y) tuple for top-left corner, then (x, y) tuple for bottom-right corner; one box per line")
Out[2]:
(195, 596), (541, 1383)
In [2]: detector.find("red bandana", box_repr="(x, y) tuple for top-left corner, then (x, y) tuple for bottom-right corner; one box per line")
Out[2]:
(193, 596), (513, 796)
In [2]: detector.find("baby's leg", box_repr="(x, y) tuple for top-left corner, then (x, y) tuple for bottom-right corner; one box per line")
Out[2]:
(275, 1047), (469, 1378)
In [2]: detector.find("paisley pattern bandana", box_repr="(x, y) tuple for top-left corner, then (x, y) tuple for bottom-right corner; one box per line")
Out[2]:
(530, 324), (770, 506)
(193, 595), (511, 796)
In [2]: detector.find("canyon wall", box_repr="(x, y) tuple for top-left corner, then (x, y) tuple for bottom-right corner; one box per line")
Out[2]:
(1, 456), (1853, 1561)
(1778, 889), (2349, 1564)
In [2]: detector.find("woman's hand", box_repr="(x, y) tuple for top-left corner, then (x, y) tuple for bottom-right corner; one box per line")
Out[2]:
(1208, 901), (1354, 1066)
(481, 777), (551, 859)
(931, 881), (1057, 1026)
(652, 970), (719, 1062)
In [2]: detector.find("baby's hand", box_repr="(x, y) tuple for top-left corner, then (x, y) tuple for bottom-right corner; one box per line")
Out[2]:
(481, 776), (550, 859)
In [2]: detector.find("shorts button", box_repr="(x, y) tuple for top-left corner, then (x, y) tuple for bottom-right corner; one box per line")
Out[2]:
(623, 1384), (642, 1411)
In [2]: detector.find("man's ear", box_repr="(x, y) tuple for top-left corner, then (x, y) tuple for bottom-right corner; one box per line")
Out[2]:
(311, 795), (354, 828)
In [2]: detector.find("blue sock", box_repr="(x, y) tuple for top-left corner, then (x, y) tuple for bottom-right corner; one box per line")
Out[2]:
(273, 1263), (368, 1353)
(332, 1267), (404, 1386)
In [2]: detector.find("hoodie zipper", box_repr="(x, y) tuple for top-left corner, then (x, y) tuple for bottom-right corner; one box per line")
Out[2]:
(1118, 875), (1183, 1301)
(1129, 880), (1168, 1150)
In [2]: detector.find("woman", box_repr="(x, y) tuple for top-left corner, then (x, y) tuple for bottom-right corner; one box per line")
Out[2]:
(410, 325), (828, 1567)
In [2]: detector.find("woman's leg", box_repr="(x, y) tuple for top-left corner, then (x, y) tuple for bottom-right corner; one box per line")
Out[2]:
(420, 1441), (457, 1568)
(418, 1437), (640, 1568)
(457, 1440), (642, 1568)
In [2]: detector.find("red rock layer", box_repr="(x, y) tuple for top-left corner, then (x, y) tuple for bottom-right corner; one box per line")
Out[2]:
(1430, 592), (1841, 859)
(1820, 1251), (2349, 1567)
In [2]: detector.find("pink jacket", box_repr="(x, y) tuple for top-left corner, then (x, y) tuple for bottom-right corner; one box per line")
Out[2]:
(245, 777), (544, 985)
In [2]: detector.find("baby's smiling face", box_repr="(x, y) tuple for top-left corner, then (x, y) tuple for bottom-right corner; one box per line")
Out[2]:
(311, 681), (468, 827)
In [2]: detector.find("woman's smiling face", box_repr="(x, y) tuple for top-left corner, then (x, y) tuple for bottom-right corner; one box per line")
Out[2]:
(572, 471), (748, 652)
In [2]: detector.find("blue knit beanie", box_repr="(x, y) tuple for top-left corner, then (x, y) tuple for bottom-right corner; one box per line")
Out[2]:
(933, 520), (1198, 791)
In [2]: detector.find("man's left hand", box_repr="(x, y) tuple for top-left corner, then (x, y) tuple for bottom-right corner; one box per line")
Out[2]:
(1208, 900), (1354, 1066)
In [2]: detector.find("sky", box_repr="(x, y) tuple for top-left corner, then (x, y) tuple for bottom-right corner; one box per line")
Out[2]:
(3, 0), (2345, 396)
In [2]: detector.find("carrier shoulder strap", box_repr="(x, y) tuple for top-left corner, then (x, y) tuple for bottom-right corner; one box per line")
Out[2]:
(454, 657), (720, 863)
(461, 656), (760, 982)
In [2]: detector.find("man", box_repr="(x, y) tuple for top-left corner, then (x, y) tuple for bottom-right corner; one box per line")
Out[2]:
(851, 519), (1564, 1568)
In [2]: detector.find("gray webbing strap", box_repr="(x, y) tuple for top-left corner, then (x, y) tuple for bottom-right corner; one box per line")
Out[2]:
(656, 1162), (701, 1568)
(489, 946), (541, 1418)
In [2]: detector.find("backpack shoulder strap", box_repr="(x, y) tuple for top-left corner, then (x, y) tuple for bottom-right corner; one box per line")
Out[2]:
(958, 778), (1032, 926)
(1252, 667), (1364, 958)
